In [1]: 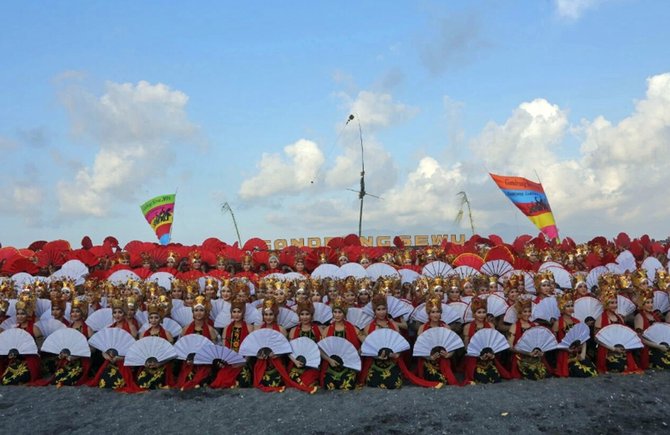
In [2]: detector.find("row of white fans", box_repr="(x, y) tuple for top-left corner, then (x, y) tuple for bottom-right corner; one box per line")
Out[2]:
(2, 321), (667, 373)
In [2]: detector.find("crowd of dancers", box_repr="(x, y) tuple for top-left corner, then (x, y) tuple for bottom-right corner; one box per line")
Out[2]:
(0, 232), (669, 392)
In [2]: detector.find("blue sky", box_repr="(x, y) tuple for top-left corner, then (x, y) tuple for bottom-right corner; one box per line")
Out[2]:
(2, 0), (670, 248)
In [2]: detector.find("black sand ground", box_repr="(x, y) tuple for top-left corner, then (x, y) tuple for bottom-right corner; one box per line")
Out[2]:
(1, 370), (669, 434)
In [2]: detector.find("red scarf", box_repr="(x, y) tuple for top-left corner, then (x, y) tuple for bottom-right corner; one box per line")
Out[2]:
(325, 321), (361, 349)
(183, 321), (212, 339)
(290, 324), (322, 341)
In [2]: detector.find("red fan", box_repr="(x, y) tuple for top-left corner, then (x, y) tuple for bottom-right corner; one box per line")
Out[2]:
(487, 234), (504, 246)
(103, 236), (119, 250)
(305, 247), (337, 271)
(327, 237), (345, 249)
(81, 236), (93, 250)
(2, 256), (39, 275)
(639, 235), (652, 251)
(242, 238), (268, 252)
(514, 257), (535, 272)
(279, 246), (305, 266)
(36, 249), (67, 268)
(585, 253), (602, 269)
(88, 245), (114, 259)
(343, 233), (362, 246)
(123, 240), (145, 253)
(629, 241), (644, 260)
(512, 235), (533, 255)
(176, 270), (204, 280)
(43, 240), (71, 251)
(28, 240), (47, 251)
(64, 249), (100, 267)
(615, 233), (631, 249)
(0, 247), (19, 262)
(393, 236), (405, 248)
(484, 246), (515, 264)
(17, 249), (36, 258)
(252, 250), (269, 266)
(452, 253), (484, 270)
(589, 236), (607, 248)
(222, 245), (244, 263)
(201, 237), (227, 252)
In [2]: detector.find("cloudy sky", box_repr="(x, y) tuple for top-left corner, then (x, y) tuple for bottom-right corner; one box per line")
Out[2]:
(2, 0), (670, 248)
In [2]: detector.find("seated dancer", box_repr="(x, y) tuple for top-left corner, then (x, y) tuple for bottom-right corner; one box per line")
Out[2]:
(210, 300), (253, 389)
(553, 293), (597, 378)
(415, 295), (459, 386)
(320, 297), (361, 390)
(508, 299), (550, 380)
(287, 301), (321, 389)
(359, 293), (442, 389)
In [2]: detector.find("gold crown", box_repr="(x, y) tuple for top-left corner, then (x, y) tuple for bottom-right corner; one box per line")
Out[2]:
(557, 292), (574, 311)
(470, 297), (486, 314)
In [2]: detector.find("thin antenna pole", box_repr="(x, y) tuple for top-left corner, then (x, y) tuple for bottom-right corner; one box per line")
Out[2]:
(357, 116), (365, 237)
(221, 202), (242, 245)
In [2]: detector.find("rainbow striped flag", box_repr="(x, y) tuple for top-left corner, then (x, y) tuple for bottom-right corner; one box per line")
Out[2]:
(140, 194), (176, 245)
(489, 173), (559, 240)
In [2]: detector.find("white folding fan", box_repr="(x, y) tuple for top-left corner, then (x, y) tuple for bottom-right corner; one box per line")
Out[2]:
(313, 302), (333, 324)
(573, 296), (603, 322)
(277, 307), (299, 330)
(88, 328), (136, 356)
(422, 261), (454, 278)
(532, 297), (560, 322)
(340, 262), (369, 279)
(454, 266), (478, 280)
(107, 270), (141, 285)
(653, 291), (670, 314)
(399, 268), (420, 285)
(209, 299), (228, 321)
(170, 306), (194, 328)
(35, 298), (52, 318)
(194, 343), (246, 366)
(137, 317), (182, 338)
(35, 319), (67, 338)
(487, 295), (508, 317)
(41, 328), (91, 358)
(412, 327), (464, 357)
(124, 336), (177, 366)
(290, 337), (321, 368)
(643, 323), (670, 346)
(586, 266), (608, 291)
(546, 267), (572, 290)
(147, 271), (174, 290)
(366, 263), (401, 281)
(317, 336), (361, 371)
(466, 328), (509, 356)
(480, 260), (514, 277)
(361, 329), (410, 357)
(238, 329), (292, 357)
(310, 264), (342, 280)
(538, 261), (563, 271)
(515, 326), (558, 353)
(135, 310), (149, 327)
(0, 328), (38, 355)
(641, 257), (663, 283)
(557, 323), (591, 349)
(85, 308), (113, 332)
(54, 259), (88, 280)
(0, 317), (17, 331)
(173, 334), (214, 360)
(595, 324), (643, 350)
(616, 295), (636, 317)
(503, 306), (518, 324)
(448, 301), (469, 323)
(11, 272), (35, 290)
(363, 296), (413, 319)
(615, 250), (636, 273)
(346, 307), (373, 330)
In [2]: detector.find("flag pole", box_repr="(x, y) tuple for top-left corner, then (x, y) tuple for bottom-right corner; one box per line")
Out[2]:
(168, 187), (178, 244)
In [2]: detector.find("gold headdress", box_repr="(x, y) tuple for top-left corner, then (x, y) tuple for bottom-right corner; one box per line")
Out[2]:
(557, 292), (575, 312)
(470, 296), (486, 314)
(514, 298), (532, 315)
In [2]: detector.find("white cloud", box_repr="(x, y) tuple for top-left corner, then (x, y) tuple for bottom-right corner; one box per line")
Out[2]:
(56, 80), (200, 217)
(338, 90), (418, 130)
(555, 0), (604, 20)
(239, 139), (325, 200)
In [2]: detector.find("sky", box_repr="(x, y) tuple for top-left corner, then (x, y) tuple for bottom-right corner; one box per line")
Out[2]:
(1, 0), (670, 248)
